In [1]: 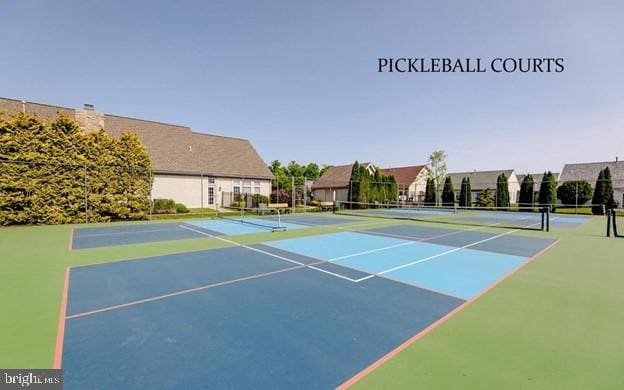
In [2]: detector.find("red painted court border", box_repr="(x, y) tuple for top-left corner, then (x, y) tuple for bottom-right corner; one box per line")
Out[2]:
(53, 267), (70, 368)
(337, 239), (560, 389)
(68, 228), (74, 251)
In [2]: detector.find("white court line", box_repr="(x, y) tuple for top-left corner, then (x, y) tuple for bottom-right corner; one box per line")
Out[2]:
(326, 221), (503, 262)
(328, 241), (416, 262)
(179, 224), (361, 282)
(354, 220), (543, 282)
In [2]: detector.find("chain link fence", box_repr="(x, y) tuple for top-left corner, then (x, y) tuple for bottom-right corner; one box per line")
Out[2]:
(0, 160), (152, 225)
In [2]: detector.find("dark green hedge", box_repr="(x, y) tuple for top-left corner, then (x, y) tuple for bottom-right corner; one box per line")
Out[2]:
(0, 112), (152, 225)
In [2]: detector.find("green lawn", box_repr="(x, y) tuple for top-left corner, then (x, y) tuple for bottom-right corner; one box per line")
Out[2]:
(1, 215), (623, 389)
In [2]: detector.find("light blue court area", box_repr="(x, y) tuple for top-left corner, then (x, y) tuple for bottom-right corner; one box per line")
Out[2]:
(265, 231), (546, 300)
(186, 218), (305, 235)
(382, 249), (525, 299)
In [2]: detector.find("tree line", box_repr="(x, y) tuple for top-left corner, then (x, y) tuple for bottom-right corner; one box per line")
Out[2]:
(423, 169), (616, 214)
(347, 161), (398, 205)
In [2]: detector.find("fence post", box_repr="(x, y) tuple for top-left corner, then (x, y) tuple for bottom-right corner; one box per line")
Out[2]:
(148, 169), (153, 220)
(200, 173), (204, 216)
(84, 165), (88, 224)
(303, 177), (307, 213)
(291, 176), (295, 213)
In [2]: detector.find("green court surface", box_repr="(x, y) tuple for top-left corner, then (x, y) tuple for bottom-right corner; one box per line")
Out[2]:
(1, 215), (623, 389)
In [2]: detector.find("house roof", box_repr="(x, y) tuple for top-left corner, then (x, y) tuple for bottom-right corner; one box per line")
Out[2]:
(0, 97), (274, 180)
(445, 169), (516, 189)
(311, 164), (355, 190)
(516, 173), (560, 190)
(311, 162), (373, 190)
(380, 165), (426, 186)
(103, 115), (274, 179)
(560, 161), (624, 189)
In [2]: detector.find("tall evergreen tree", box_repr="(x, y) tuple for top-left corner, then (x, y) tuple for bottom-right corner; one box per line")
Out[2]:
(348, 161), (361, 206)
(538, 171), (557, 211)
(464, 177), (472, 207)
(591, 169), (605, 214)
(459, 177), (468, 207)
(441, 176), (455, 206)
(592, 167), (615, 214)
(496, 173), (510, 208)
(357, 165), (370, 205)
(519, 174), (535, 208)
(424, 177), (436, 206)
(603, 167), (615, 209)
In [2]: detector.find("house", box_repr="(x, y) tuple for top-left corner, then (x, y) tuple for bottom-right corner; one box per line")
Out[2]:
(445, 169), (520, 204)
(311, 162), (375, 202)
(0, 97), (274, 208)
(516, 172), (560, 203)
(380, 165), (429, 203)
(559, 160), (624, 207)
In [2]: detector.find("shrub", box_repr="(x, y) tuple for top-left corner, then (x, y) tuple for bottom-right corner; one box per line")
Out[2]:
(557, 181), (593, 205)
(175, 203), (189, 213)
(476, 188), (495, 208)
(251, 194), (269, 206)
(153, 199), (176, 214)
(0, 113), (152, 225)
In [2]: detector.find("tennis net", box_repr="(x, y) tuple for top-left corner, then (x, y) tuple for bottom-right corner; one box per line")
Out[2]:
(217, 206), (287, 232)
(334, 201), (550, 231)
(607, 209), (623, 237)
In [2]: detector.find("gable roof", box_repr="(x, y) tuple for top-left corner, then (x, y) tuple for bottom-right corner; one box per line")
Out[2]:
(516, 173), (560, 191)
(311, 164), (354, 190)
(103, 114), (274, 179)
(0, 97), (274, 180)
(380, 165), (427, 186)
(311, 162), (373, 190)
(560, 161), (624, 189)
(446, 169), (516, 190)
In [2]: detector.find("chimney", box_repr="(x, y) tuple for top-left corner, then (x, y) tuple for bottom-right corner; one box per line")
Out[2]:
(75, 103), (104, 133)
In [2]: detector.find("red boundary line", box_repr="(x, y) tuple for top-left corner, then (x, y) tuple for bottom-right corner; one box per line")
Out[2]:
(337, 239), (560, 389)
(53, 267), (70, 369)
(68, 228), (74, 252)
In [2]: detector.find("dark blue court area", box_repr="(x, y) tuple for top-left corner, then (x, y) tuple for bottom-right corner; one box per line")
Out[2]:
(61, 224), (556, 389)
(71, 214), (356, 250)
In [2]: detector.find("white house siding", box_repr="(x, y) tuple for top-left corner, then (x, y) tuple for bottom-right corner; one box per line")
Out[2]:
(312, 188), (349, 202)
(410, 170), (429, 201)
(153, 174), (271, 209)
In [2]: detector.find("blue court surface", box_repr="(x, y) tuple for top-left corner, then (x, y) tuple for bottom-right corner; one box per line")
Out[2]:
(61, 224), (555, 388)
(71, 214), (355, 250)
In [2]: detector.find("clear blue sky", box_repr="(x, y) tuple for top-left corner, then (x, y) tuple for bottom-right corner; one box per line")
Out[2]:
(1, 1), (622, 173)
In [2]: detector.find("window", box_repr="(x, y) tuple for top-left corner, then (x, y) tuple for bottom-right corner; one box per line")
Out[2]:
(207, 187), (214, 205)
(242, 180), (252, 195)
(254, 181), (261, 194)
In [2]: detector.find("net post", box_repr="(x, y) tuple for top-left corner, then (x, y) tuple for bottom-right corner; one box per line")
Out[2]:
(613, 210), (619, 237)
(545, 207), (550, 232)
(606, 209), (612, 237)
